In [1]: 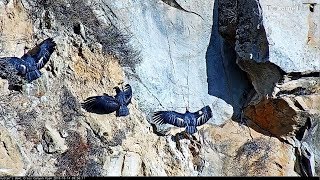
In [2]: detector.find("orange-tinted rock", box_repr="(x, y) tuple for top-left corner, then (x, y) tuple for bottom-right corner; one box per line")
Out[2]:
(200, 120), (298, 176)
(244, 75), (320, 141)
(244, 97), (308, 139)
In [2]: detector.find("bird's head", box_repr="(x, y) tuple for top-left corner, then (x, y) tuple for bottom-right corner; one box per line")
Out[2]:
(113, 86), (121, 93)
(24, 46), (30, 55)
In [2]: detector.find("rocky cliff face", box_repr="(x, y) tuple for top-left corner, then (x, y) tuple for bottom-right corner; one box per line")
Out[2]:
(0, 0), (319, 176)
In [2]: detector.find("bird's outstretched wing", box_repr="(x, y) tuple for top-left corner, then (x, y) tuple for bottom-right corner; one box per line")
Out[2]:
(123, 84), (132, 105)
(195, 106), (213, 126)
(22, 38), (56, 69)
(82, 95), (120, 114)
(153, 111), (186, 127)
(6, 57), (27, 74)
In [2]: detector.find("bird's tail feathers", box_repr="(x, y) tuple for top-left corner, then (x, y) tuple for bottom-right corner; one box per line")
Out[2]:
(26, 69), (41, 82)
(81, 99), (95, 111)
(41, 38), (57, 53)
(116, 105), (129, 117)
(185, 126), (197, 134)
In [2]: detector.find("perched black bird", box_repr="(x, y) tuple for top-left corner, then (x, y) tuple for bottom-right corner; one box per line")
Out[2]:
(2, 38), (56, 83)
(82, 84), (132, 117)
(153, 105), (213, 134)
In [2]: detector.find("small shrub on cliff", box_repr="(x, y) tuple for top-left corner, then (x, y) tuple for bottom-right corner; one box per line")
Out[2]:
(55, 129), (106, 176)
(0, 58), (25, 91)
(102, 129), (126, 147)
(236, 139), (263, 159)
(17, 109), (46, 144)
(29, 0), (141, 71)
(235, 138), (272, 175)
(55, 131), (89, 176)
(82, 129), (104, 176)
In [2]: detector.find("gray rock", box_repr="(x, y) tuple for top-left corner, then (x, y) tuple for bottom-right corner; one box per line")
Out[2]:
(122, 152), (142, 176)
(0, 124), (25, 176)
(260, 0), (320, 73)
(103, 153), (125, 176)
(92, 0), (231, 125)
(0, 0), (318, 177)
(42, 124), (68, 154)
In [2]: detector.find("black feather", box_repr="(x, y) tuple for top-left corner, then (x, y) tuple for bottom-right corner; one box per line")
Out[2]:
(195, 105), (213, 126)
(152, 105), (213, 134)
(123, 84), (132, 105)
(152, 111), (186, 127)
(82, 84), (133, 117)
(82, 95), (119, 114)
(3, 38), (56, 83)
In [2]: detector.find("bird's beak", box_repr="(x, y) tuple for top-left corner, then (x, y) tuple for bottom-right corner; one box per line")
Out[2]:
(114, 86), (121, 92)
(24, 47), (29, 54)
(118, 82), (125, 90)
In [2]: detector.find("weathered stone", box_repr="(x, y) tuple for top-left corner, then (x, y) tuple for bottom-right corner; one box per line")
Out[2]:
(0, 124), (25, 176)
(42, 124), (68, 154)
(297, 141), (316, 176)
(275, 77), (320, 97)
(0, 0), (33, 57)
(207, 0), (252, 117)
(244, 74), (320, 141)
(200, 120), (298, 176)
(83, 116), (114, 145)
(260, 0), (320, 73)
(244, 96), (310, 139)
(103, 152), (125, 176)
(0, 79), (9, 94)
(218, 0), (237, 44)
(294, 95), (320, 113)
(91, 0), (233, 126)
(296, 112), (320, 176)
(122, 152), (142, 176)
(0, 0), (318, 177)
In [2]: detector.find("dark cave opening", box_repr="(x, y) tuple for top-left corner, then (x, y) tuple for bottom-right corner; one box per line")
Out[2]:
(205, 0), (253, 119)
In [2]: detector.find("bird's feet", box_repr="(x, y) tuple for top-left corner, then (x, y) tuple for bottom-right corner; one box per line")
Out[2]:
(190, 135), (202, 149)
(181, 131), (202, 149)
(173, 132), (192, 152)
(187, 133), (202, 157)
(174, 134), (182, 152)
(173, 131), (202, 154)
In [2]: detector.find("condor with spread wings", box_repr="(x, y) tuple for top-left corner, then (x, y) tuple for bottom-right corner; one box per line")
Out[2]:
(82, 84), (132, 117)
(2, 38), (56, 83)
(153, 105), (212, 134)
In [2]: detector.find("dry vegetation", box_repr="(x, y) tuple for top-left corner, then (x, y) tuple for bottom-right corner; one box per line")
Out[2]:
(0, 58), (26, 91)
(29, 0), (141, 71)
(55, 131), (89, 176)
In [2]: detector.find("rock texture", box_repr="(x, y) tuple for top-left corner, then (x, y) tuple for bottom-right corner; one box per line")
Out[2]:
(216, 0), (319, 176)
(0, 0), (318, 177)
(0, 124), (25, 176)
(260, 0), (320, 72)
(244, 75), (320, 140)
(91, 0), (233, 125)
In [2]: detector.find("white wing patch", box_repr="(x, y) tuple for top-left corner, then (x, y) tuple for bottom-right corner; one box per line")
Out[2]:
(153, 111), (186, 127)
(196, 106), (213, 126)
(20, 65), (27, 74)
(175, 117), (185, 126)
(36, 49), (50, 69)
(37, 57), (44, 68)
